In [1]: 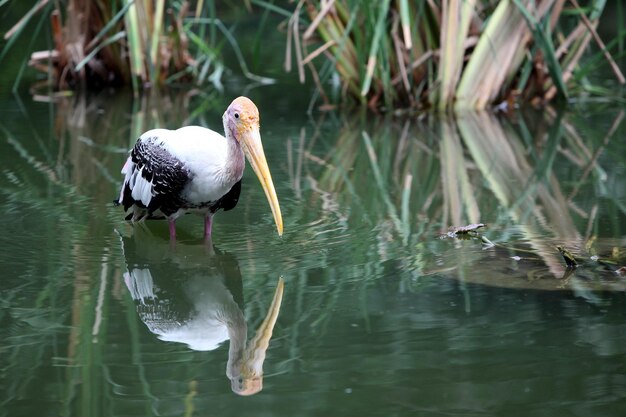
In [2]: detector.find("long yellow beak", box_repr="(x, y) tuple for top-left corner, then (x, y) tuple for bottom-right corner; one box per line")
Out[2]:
(241, 127), (283, 236)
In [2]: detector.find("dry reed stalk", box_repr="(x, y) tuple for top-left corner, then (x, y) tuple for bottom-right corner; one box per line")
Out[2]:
(303, 0), (336, 40)
(391, 16), (411, 93)
(437, 0), (476, 110)
(569, 0), (625, 84)
(295, 0), (623, 110)
(292, 0), (306, 83)
(544, 33), (591, 101)
(7, 0), (231, 92)
(4, 0), (49, 40)
(457, 0), (535, 109)
(302, 40), (336, 65)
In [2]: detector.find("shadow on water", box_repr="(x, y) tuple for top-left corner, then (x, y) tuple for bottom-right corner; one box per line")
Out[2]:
(119, 230), (284, 396)
(1, 89), (626, 416)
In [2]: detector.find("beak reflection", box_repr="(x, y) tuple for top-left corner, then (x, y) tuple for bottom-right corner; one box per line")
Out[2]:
(120, 232), (284, 396)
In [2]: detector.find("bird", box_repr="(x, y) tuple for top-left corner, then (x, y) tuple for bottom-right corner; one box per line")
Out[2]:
(115, 96), (283, 240)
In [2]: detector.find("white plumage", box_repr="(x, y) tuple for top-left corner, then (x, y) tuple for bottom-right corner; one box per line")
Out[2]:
(115, 96), (283, 240)
(119, 126), (240, 210)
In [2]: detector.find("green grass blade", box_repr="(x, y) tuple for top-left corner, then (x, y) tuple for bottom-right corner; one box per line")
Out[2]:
(0, 0), (52, 65)
(250, 0), (293, 19)
(512, 0), (568, 99)
(149, 0), (165, 68)
(75, 31), (127, 72)
(123, 0), (144, 92)
(86, 0), (134, 50)
(397, 0), (412, 50)
(361, 0), (390, 97)
(618, 1), (624, 55)
(186, 17), (275, 84)
(574, 30), (626, 82)
(12, 5), (48, 93)
(516, 49), (534, 92)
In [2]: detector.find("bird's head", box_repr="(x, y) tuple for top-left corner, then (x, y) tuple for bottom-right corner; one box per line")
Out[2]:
(224, 96), (260, 137)
(223, 97), (283, 237)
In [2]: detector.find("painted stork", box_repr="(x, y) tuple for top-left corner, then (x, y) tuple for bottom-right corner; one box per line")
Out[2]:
(115, 96), (283, 240)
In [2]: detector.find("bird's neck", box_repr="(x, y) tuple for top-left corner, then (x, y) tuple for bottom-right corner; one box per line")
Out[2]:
(224, 131), (245, 181)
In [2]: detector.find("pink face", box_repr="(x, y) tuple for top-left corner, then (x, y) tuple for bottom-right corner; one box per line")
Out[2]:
(225, 97), (260, 141)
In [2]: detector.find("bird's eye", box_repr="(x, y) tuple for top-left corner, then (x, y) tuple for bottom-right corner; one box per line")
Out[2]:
(234, 112), (240, 119)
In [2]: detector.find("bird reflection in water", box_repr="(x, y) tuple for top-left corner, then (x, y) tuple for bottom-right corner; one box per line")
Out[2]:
(119, 233), (284, 395)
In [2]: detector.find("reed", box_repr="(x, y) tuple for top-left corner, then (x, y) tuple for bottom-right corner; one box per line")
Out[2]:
(285, 0), (626, 111)
(1, 0), (262, 93)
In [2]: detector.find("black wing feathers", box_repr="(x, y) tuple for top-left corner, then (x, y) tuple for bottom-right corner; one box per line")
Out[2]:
(124, 137), (192, 216)
(118, 136), (242, 220)
(214, 179), (241, 212)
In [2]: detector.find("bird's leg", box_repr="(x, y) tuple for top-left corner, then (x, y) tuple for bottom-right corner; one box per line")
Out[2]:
(204, 215), (213, 241)
(168, 219), (177, 240)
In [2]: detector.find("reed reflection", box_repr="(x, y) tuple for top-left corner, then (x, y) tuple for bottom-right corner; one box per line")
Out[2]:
(295, 110), (625, 288)
(119, 232), (284, 395)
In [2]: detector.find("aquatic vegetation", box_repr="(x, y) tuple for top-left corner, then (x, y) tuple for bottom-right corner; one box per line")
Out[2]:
(3, 0), (624, 110)
(283, 0), (626, 110)
(1, 0), (269, 92)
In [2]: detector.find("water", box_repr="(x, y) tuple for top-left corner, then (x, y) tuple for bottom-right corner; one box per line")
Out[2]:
(1, 88), (625, 417)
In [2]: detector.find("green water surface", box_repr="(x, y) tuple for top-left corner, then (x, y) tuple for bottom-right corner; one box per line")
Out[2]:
(1, 87), (625, 417)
